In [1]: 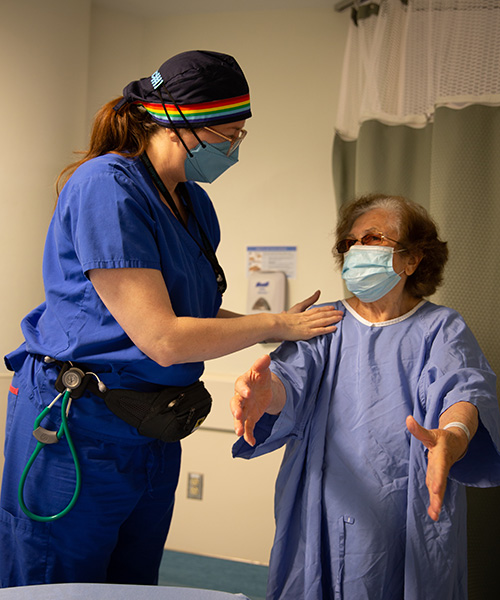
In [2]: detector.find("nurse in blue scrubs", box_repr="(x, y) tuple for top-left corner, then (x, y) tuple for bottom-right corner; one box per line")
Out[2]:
(232, 193), (500, 600)
(0, 50), (342, 588)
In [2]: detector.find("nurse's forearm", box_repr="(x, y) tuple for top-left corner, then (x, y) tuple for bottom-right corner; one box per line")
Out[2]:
(216, 308), (243, 318)
(151, 311), (337, 366)
(155, 313), (279, 366)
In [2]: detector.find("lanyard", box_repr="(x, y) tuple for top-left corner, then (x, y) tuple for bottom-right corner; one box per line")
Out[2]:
(140, 153), (227, 294)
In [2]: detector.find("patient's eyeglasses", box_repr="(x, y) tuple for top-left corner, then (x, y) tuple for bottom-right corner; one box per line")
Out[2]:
(203, 126), (248, 156)
(336, 232), (407, 254)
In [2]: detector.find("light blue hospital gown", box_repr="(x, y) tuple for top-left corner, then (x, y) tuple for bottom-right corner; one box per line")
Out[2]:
(233, 300), (500, 600)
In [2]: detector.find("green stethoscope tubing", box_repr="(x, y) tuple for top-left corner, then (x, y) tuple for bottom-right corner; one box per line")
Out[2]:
(17, 390), (81, 522)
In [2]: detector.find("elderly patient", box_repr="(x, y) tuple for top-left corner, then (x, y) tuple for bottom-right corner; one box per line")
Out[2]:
(231, 194), (500, 600)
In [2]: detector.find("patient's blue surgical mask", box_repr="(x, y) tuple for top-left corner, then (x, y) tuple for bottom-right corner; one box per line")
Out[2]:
(342, 245), (405, 302)
(184, 141), (239, 183)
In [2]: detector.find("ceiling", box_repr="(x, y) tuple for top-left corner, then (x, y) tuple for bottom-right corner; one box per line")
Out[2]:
(92, 0), (339, 18)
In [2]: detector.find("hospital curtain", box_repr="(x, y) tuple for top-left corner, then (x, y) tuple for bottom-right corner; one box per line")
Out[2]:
(333, 0), (500, 392)
(332, 1), (500, 597)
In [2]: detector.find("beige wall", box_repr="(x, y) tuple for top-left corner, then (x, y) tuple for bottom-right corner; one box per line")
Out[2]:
(0, 0), (349, 566)
(0, 0), (92, 480)
(0, 0), (92, 369)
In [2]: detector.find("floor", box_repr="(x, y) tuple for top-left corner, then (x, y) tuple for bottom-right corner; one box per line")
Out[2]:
(158, 550), (268, 600)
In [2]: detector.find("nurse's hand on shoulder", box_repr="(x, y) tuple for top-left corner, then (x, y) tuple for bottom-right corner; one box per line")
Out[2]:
(268, 290), (344, 342)
(231, 355), (286, 447)
(406, 415), (472, 522)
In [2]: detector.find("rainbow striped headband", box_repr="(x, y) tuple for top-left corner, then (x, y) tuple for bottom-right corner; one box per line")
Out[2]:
(137, 93), (251, 127)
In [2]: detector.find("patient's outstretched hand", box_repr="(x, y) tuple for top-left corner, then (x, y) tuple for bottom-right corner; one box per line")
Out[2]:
(231, 355), (274, 446)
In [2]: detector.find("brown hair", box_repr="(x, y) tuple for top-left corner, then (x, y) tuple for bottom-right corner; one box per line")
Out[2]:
(55, 98), (160, 196)
(333, 193), (449, 298)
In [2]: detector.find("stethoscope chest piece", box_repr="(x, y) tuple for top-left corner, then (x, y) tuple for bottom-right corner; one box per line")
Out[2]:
(61, 367), (85, 391)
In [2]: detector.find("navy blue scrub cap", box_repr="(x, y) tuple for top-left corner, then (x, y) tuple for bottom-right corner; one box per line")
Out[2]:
(115, 50), (252, 128)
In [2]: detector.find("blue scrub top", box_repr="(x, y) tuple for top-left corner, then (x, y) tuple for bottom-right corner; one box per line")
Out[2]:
(5, 154), (223, 438)
(234, 300), (500, 600)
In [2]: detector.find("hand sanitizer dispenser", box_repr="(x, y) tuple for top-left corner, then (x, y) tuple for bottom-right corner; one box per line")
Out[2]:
(247, 271), (286, 314)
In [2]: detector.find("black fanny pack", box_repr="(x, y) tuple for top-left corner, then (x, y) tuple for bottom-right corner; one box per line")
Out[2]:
(53, 361), (212, 443)
(100, 381), (212, 443)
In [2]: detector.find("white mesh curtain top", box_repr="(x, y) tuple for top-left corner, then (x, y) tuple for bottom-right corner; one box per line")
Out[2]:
(336, 0), (500, 141)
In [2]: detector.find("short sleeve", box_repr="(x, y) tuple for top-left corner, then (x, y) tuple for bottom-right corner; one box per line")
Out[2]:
(59, 164), (161, 274)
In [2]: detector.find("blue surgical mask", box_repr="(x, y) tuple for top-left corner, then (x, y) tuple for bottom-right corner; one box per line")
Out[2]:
(184, 141), (239, 183)
(341, 245), (404, 302)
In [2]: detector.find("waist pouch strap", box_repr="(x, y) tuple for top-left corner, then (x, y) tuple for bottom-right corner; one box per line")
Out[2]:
(50, 359), (212, 443)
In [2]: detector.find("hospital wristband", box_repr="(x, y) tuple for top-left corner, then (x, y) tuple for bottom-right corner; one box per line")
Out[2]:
(443, 421), (471, 442)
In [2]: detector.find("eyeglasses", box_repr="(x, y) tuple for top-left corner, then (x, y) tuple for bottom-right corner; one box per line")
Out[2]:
(336, 232), (407, 254)
(203, 126), (248, 156)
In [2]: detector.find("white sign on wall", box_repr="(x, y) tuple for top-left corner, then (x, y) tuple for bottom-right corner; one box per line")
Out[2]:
(246, 246), (297, 279)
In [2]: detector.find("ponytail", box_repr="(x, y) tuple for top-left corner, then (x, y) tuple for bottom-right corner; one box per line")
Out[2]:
(56, 98), (160, 196)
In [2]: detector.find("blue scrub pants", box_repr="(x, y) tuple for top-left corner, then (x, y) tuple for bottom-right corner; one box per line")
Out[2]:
(0, 372), (181, 588)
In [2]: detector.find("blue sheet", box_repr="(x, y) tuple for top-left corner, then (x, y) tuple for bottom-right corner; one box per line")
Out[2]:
(234, 300), (500, 600)
(0, 583), (250, 599)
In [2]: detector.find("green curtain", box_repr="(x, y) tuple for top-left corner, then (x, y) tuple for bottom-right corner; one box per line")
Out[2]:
(333, 121), (432, 211)
(333, 102), (500, 600)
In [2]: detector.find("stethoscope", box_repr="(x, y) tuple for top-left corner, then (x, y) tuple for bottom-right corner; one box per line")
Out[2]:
(18, 358), (106, 522)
